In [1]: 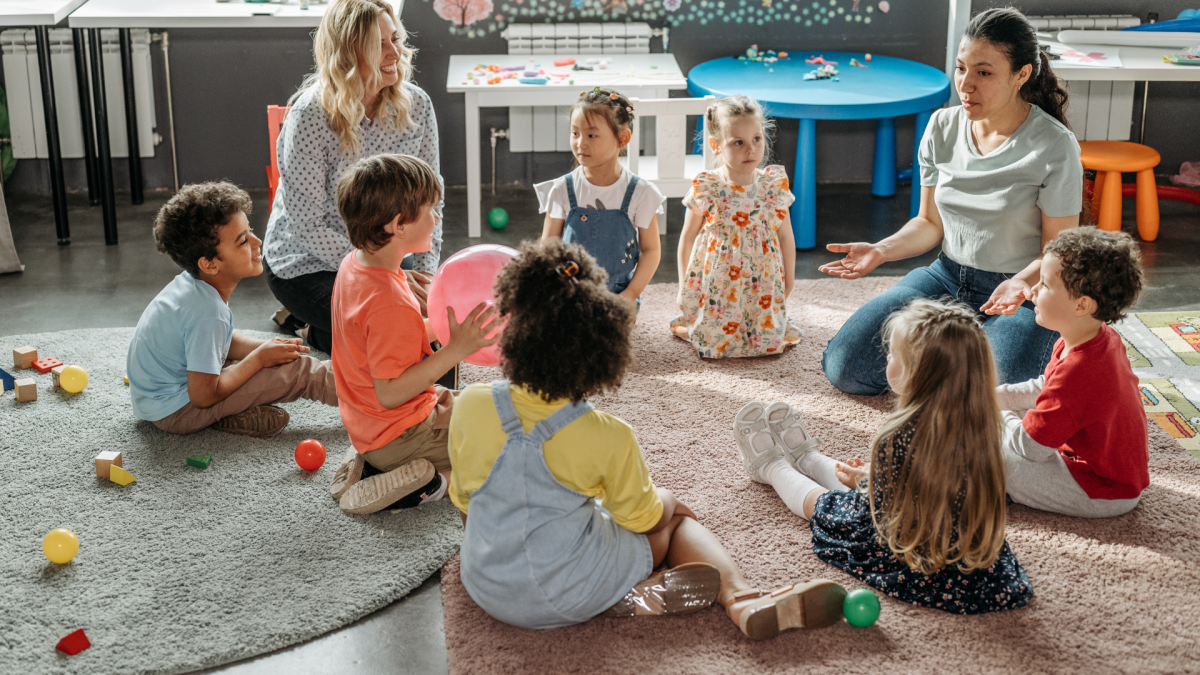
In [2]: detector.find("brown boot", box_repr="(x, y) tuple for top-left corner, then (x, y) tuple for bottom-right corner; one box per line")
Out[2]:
(212, 405), (290, 439)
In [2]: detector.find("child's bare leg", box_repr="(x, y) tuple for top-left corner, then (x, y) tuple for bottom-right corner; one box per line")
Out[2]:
(646, 515), (752, 623)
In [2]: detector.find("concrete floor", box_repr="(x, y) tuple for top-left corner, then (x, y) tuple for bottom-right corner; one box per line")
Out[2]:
(2, 183), (1198, 674)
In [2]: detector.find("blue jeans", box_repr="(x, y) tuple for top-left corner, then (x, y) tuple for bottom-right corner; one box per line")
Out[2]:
(822, 254), (1059, 395)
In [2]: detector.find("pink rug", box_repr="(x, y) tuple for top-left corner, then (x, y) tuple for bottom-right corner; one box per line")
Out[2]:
(445, 279), (1200, 675)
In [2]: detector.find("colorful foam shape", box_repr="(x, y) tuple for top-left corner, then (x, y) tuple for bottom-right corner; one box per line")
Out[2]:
(0, 367), (14, 392)
(56, 628), (91, 655)
(109, 465), (136, 486)
(187, 454), (212, 469)
(33, 356), (63, 374)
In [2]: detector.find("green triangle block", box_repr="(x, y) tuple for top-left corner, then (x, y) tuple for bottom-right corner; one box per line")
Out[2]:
(186, 454), (212, 469)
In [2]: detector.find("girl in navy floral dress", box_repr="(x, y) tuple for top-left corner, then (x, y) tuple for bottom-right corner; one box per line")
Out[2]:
(733, 298), (1032, 615)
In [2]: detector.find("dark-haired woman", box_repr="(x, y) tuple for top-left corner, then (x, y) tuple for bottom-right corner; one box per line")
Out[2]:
(448, 238), (848, 639)
(820, 7), (1082, 395)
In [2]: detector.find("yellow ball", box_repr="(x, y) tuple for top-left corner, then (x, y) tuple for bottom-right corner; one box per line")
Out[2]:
(60, 365), (88, 393)
(43, 528), (79, 564)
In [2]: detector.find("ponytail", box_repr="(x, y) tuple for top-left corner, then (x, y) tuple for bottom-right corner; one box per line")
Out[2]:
(963, 7), (1071, 129)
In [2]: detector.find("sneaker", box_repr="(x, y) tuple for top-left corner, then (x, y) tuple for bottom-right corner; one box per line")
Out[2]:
(764, 402), (822, 471)
(733, 401), (787, 484)
(339, 458), (436, 515)
(388, 473), (448, 511)
(212, 405), (289, 438)
(330, 448), (365, 501)
(602, 562), (722, 617)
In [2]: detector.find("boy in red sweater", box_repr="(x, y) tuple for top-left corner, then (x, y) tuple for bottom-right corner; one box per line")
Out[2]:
(996, 228), (1147, 517)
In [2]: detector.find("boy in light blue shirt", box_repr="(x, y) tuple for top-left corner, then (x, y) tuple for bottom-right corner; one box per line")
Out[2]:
(127, 182), (337, 437)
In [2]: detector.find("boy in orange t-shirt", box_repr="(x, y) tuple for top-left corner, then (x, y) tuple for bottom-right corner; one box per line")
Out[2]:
(329, 155), (498, 514)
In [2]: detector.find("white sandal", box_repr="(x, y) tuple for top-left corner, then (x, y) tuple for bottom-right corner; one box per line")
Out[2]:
(733, 402), (788, 484)
(764, 401), (822, 471)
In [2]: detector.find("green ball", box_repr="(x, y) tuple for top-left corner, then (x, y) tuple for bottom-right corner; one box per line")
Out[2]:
(487, 207), (509, 229)
(842, 588), (881, 627)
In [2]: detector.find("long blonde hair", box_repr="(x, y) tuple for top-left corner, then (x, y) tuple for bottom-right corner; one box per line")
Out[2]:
(293, 0), (416, 157)
(869, 298), (1007, 576)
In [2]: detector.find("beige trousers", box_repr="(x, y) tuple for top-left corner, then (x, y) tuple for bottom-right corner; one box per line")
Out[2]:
(363, 386), (456, 473)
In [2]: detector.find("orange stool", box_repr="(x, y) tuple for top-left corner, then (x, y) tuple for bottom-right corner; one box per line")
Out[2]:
(1079, 141), (1160, 241)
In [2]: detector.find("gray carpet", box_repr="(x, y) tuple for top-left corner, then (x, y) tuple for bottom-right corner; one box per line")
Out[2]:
(1, 329), (462, 675)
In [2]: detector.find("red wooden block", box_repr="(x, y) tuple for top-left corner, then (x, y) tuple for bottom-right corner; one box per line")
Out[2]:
(55, 628), (91, 655)
(34, 356), (63, 374)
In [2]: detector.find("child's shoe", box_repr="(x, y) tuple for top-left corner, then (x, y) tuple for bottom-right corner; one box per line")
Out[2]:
(212, 405), (289, 438)
(601, 562), (721, 617)
(726, 580), (847, 641)
(387, 473), (448, 512)
(764, 401), (822, 470)
(733, 402), (788, 484)
(339, 458), (436, 515)
(330, 448), (365, 501)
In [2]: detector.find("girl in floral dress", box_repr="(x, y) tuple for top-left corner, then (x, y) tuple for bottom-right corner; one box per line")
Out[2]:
(672, 95), (800, 358)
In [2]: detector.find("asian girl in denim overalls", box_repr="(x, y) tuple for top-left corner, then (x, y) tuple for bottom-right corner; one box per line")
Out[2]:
(561, 174), (641, 296)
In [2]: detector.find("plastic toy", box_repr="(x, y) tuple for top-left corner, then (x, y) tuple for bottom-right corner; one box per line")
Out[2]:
(865, 53), (872, 61)
(33, 356), (63, 374)
(187, 454), (212, 469)
(56, 628), (91, 655)
(518, 77), (549, 85)
(123, 376), (129, 385)
(94, 451), (122, 479)
(0, 367), (14, 392)
(13, 345), (36, 369)
(488, 208), (509, 230)
(843, 588), (881, 627)
(109, 465), (136, 486)
(554, 57), (575, 66)
(295, 439), (326, 471)
(14, 378), (36, 402)
(43, 528), (79, 564)
(58, 365), (88, 393)
(427, 245), (518, 367)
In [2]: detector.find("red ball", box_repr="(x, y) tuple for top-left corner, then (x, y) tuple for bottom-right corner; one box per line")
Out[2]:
(294, 439), (326, 471)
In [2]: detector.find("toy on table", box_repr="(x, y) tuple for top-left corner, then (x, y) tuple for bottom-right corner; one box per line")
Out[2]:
(187, 454), (212, 469)
(842, 588), (881, 627)
(56, 628), (91, 655)
(0, 367), (14, 392)
(427, 245), (517, 367)
(865, 53), (872, 61)
(295, 439), (326, 471)
(94, 451), (122, 479)
(13, 345), (37, 369)
(109, 465), (136, 486)
(554, 57), (576, 66)
(488, 207), (509, 230)
(43, 528), (79, 564)
(33, 356), (63, 373)
(805, 55), (838, 66)
(519, 77), (549, 85)
(804, 64), (840, 80)
(58, 365), (88, 393)
(14, 378), (36, 402)
(849, 57), (869, 68)
(738, 44), (788, 64)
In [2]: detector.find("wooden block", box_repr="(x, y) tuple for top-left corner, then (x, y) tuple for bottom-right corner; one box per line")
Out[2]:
(95, 451), (123, 479)
(55, 628), (91, 655)
(34, 356), (63, 374)
(14, 378), (36, 402)
(109, 465), (136, 486)
(51, 365), (66, 389)
(13, 345), (36, 369)
(186, 454), (212, 469)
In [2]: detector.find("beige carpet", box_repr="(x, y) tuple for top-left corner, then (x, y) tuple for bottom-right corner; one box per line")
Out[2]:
(444, 279), (1200, 675)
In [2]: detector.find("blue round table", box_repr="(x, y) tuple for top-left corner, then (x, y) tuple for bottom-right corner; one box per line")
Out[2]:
(688, 52), (951, 249)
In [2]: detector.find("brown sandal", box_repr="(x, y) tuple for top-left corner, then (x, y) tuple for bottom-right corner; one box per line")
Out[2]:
(725, 580), (847, 640)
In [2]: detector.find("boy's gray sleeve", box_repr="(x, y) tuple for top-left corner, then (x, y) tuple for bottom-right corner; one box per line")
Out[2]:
(996, 375), (1045, 412)
(1002, 410), (1059, 462)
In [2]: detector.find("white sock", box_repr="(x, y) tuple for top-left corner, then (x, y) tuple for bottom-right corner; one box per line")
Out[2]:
(795, 452), (849, 493)
(761, 459), (824, 520)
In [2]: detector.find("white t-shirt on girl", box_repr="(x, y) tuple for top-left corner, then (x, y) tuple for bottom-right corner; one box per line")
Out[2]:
(535, 166), (666, 230)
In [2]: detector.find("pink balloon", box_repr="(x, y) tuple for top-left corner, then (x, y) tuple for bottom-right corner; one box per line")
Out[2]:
(427, 245), (519, 367)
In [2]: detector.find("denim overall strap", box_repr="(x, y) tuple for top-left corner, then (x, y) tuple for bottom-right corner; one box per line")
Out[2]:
(565, 174), (579, 210)
(618, 175), (639, 216)
(529, 398), (595, 445)
(490, 380), (527, 437)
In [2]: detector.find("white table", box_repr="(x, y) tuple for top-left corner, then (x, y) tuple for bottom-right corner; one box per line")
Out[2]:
(447, 53), (686, 237)
(1, 0), (92, 245)
(68, 0), (401, 28)
(1047, 41), (1200, 82)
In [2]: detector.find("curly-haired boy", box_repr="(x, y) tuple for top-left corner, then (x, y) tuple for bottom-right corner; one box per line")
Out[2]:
(127, 182), (337, 437)
(995, 227), (1147, 517)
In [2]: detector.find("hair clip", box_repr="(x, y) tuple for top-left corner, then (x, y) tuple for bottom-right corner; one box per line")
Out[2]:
(626, 106), (633, 113)
(609, 93), (618, 100)
(556, 261), (580, 283)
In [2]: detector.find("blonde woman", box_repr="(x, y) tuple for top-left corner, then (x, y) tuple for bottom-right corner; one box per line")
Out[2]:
(734, 298), (1032, 615)
(264, 0), (442, 355)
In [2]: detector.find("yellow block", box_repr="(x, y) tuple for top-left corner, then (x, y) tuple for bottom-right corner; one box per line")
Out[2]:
(109, 464), (137, 486)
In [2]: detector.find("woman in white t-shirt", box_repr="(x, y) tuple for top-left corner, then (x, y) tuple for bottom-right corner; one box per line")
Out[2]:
(820, 7), (1083, 395)
(537, 88), (664, 304)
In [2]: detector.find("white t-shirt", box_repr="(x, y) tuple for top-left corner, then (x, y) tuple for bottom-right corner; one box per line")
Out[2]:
(535, 166), (666, 230)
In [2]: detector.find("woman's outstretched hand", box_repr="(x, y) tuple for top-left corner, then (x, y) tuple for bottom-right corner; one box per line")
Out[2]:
(818, 243), (886, 279)
(981, 278), (1032, 315)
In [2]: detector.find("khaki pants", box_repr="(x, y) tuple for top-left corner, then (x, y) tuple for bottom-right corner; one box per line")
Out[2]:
(153, 356), (337, 435)
(363, 386), (456, 473)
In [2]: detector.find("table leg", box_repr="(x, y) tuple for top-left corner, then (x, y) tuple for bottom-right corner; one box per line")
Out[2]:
(793, 118), (816, 250)
(465, 91), (481, 238)
(910, 109), (933, 218)
(871, 117), (896, 197)
(119, 28), (143, 206)
(34, 26), (70, 245)
(89, 28), (118, 245)
(72, 29), (100, 207)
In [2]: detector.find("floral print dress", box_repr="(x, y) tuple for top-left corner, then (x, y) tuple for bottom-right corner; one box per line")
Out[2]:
(672, 165), (801, 358)
(810, 419), (1033, 615)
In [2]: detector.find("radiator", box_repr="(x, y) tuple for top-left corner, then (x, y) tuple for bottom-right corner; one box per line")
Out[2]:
(501, 22), (653, 154)
(2, 28), (156, 160)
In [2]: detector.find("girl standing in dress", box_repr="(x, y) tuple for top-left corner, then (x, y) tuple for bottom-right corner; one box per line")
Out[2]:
(672, 95), (800, 358)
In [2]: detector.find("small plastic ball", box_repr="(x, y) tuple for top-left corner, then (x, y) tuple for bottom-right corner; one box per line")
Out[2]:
(487, 207), (509, 229)
(59, 365), (88, 393)
(843, 588), (881, 627)
(43, 529), (79, 564)
(295, 439), (326, 471)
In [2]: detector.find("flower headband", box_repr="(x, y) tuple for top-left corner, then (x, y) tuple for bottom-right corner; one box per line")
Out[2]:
(579, 86), (635, 117)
